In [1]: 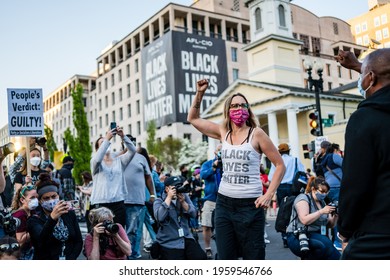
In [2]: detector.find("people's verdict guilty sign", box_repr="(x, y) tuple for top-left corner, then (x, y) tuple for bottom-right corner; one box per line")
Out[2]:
(7, 88), (44, 137)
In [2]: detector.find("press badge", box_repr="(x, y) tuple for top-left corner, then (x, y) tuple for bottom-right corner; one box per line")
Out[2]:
(178, 228), (184, 237)
(321, 225), (326, 235)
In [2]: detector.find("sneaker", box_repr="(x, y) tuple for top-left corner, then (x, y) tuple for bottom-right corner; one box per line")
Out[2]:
(265, 222), (270, 227)
(143, 246), (151, 253)
(333, 240), (342, 251)
(206, 249), (213, 259)
(264, 239), (271, 244)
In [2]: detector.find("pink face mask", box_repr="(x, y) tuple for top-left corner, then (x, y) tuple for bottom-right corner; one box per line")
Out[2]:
(229, 109), (249, 126)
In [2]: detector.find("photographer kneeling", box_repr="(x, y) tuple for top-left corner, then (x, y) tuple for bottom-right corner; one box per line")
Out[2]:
(84, 207), (131, 260)
(286, 176), (341, 260)
(153, 176), (207, 260)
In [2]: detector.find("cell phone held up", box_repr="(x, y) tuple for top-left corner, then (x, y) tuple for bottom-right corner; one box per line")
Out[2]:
(110, 122), (117, 135)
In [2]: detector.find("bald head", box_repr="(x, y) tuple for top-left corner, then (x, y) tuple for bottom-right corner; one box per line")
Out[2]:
(362, 48), (390, 97)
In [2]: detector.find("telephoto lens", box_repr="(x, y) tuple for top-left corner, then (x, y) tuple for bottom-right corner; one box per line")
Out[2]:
(102, 220), (119, 234)
(297, 229), (310, 253)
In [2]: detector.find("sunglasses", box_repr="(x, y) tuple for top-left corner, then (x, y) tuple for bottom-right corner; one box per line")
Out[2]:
(0, 243), (20, 252)
(229, 103), (249, 109)
(20, 185), (36, 197)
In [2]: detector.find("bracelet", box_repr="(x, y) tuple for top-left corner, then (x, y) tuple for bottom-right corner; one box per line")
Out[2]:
(150, 195), (156, 198)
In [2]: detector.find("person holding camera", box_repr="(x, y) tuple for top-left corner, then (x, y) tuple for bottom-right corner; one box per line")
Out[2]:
(84, 207), (131, 260)
(286, 176), (340, 260)
(153, 176), (207, 260)
(27, 173), (83, 260)
(91, 125), (136, 228)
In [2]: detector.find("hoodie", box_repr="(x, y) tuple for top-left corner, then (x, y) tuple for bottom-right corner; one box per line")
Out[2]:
(338, 85), (390, 238)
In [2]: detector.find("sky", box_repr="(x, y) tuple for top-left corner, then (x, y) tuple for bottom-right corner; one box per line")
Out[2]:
(0, 0), (369, 129)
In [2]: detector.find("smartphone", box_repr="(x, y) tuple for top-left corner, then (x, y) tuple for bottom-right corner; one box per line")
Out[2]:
(110, 122), (117, 135)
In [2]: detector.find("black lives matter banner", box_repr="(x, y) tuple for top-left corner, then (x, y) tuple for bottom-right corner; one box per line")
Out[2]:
(7, 88), (44, 136)
(141, 31), (228, 127)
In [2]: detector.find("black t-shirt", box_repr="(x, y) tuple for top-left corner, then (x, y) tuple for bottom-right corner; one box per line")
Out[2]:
(14, 169), (48, 186)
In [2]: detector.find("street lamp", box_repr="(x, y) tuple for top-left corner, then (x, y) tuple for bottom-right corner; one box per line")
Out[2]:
(304, 58), (324, 136)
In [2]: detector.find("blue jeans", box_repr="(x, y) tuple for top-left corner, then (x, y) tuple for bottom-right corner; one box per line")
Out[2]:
(144, 209), (156, 242)
(287, 232), (341, 260)
(0, 226), (5, 239)
(215, 193), (265, 260)
(125, 204), (144, 259)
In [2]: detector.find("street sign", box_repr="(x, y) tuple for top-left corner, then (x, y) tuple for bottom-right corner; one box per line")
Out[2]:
(322, 118), (334, 127)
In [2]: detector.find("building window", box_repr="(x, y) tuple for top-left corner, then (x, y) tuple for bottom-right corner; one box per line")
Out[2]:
(355, 24), (361, 34)
(105, 114), (109, 126)
(311, 37), (321, 56)
(381, 14), (388, 24)
(119, 107), (123, 121)
(278, 5), (286, 27)
(326, 64), (331, 76)
(137, 121), (141, 136)
(376, 30), (383, 41)
(255, 8), (262, 30)
(349, 69), (353, 79)
(98, 82), (102, 93)
(126, 64), (130, 77)
(128, 104), (131, 117)
(231, 47), (238, 62)
(99, 99), (102, 110)
(374, 16), (381, 27)
(104, 78), (108, 90)
(328, 82), (332, 90)
(135, 59), (139, 73)
(363, 35), (369, 46)
(128, 124), (132, 135)
(111, 92), (115, 105)
(105, 96), (108, 108)
(136, 79), (140, 93)
(127, 84), (131, 97)
(111, 73), (115, 86)
(99, 116), (102, 128)
(356, 37), (363, 45)
(136, 100), (140, 114)
(300, 34), (310, 54)
(184, 133), (191, 141)
(232, 0), (240, 11)
(233, 69), (239, 81)
(337, 65), (342, 78)
(119, 88), (123, 101)
(383, 28), (389, 39)
(112, 111), (116, 121)
(333, 22), (339, 35)
(118, 69), (122, 82)
(361, 22), (368, 32)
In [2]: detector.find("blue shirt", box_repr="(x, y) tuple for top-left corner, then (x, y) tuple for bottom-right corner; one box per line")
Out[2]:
(200, 159), (221, 202)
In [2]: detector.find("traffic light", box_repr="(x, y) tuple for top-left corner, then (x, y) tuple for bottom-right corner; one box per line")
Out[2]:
(309, 111), (320, 136)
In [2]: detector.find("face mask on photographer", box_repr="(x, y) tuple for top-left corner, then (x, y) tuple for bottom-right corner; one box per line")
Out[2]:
(315, 191), (327, 201)
(41, 198), (59, 211)
(30, 157), (41, 167)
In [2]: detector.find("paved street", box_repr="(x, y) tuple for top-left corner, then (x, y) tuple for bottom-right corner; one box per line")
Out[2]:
(78, 211), (298, 260)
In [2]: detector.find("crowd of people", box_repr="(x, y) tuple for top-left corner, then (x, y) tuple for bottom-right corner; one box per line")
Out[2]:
(1, 47), (390, 260)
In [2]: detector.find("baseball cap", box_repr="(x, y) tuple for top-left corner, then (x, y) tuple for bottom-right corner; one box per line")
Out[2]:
(164, 176), (183, 187)
(278, 143), (290, 153)
(62, 156), (74, 163)
(320, 141), (331, 149)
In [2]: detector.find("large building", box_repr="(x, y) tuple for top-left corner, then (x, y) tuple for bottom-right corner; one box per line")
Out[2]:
(1, 0), (368, 167)
(349, 0), (390, 49)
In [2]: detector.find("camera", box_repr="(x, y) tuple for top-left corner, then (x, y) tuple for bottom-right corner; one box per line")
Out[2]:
(35, 137), (47, 147)
(293, 227), (310, 253)
(328, 201), (338, 215)
(217, 154), (222, 169)
(0, 209), (21, 236)
(0, 142), (15, 160)
(102, 220), (119, 234)
(174, 183), (192, 193)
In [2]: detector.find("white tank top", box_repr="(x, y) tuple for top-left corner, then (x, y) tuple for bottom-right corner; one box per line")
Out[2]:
(218, 128), (263, 198)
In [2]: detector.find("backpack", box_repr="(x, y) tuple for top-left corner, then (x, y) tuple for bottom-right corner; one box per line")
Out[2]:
(275, 193), (310, 233)
(291, 158), (308, 195)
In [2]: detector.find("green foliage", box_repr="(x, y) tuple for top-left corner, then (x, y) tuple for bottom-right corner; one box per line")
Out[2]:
(63, 83), (92, 185)
(159, 137), (182, 170)
(44, 124), (57, 161)
(146, 120), (161, 158)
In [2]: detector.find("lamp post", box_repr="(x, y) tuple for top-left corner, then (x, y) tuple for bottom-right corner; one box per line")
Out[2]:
(304, 58), (324, 136)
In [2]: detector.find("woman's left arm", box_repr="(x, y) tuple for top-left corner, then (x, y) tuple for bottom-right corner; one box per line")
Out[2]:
(112, 224), (131, 256)
(254, 128), (286, 208)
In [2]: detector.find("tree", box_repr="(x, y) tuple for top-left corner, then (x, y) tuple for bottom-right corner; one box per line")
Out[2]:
(64, 83), (92, 185)
(146, 120), (161, 158)
(44, 124), (58, 161)
(178, 138), (209, 170)
(159, 137), (182, 171)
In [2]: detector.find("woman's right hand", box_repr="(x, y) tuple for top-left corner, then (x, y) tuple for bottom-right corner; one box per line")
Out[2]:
(50, 200), (69, 220)
(93, 222), (105, 236)
(320, 205), (336, 215)
(105, 129), (115, 141)
(196, 79), (209, 94)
